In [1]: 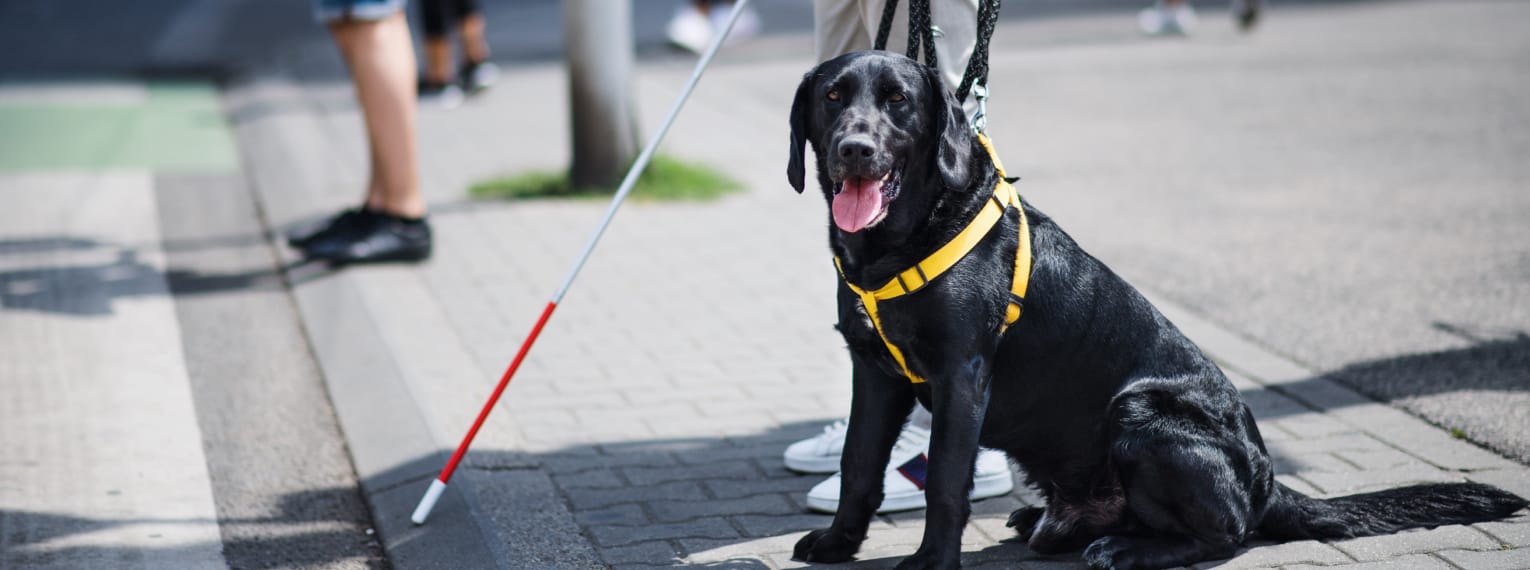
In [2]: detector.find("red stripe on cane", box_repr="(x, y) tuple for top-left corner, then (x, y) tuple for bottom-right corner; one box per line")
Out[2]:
(437, 300), (558, 483)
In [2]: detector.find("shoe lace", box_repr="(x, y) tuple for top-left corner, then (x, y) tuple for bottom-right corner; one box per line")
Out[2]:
(814, 419), (849, 454)
(891, 424), (931, 459)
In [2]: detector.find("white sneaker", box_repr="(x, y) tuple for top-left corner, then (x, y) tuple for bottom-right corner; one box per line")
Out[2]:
(707, 1), (760, 46)
(784, 419), (849, 474)
(665, 4), (712, 54)
(1139, 1), (1197, 36)
(803, 424), (1015, 514)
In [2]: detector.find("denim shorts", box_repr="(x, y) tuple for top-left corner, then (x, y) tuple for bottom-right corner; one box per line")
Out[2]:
(313, 0), (407, 23)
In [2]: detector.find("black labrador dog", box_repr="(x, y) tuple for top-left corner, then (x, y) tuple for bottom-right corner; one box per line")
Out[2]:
(785, 50), (1526, 570)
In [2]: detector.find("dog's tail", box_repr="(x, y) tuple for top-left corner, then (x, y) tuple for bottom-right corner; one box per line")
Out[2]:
(1259, 481), (1527, 540)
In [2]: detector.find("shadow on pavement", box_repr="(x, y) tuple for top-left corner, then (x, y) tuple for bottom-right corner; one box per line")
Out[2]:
(0, 487), (385, 569)
(0, 242), (328, 316)
(360, 407), (1451, 568)
(0, 198), (514, 316)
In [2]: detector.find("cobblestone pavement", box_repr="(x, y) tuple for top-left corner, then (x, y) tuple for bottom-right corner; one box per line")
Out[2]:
(226, 1), (1530, 568)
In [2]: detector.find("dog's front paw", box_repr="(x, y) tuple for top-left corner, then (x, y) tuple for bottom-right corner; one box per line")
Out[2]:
(793, 527), (862, 563)
(1006, 506), (1044, 540)
(1081, 536), (1134, 570)
(893, 548), (959, 570)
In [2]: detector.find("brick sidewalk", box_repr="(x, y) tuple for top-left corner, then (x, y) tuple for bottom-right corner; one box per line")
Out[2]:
(227, 4), (1530, 568)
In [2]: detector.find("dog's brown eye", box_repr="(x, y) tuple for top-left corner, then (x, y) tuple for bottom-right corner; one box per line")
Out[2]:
(826, 89), (840, 102)
(889, 92), (905, 103)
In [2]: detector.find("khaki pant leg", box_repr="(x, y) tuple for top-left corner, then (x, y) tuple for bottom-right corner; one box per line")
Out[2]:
(814, 0), (981, 113)
(814, 0), (873, 63)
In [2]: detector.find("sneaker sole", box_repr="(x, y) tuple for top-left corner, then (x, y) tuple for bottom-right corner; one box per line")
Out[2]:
(314, 247), (432, 265)
(783, 455), (841, 474)
(803, 471), (1015, 514)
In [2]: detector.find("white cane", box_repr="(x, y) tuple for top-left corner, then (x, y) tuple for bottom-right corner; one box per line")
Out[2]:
(412, 0), (755, 525)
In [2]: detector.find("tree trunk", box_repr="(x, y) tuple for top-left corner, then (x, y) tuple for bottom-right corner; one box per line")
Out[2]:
(563, 0), (639, 190)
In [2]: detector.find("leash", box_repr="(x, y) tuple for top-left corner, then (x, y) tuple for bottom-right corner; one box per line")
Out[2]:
(872, 0), (1002, 132)
(853, 1), (1023, 386)
(409, 0), (755, 526)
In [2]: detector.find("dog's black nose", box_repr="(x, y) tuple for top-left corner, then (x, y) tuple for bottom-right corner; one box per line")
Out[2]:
(836, 135), (876, 161)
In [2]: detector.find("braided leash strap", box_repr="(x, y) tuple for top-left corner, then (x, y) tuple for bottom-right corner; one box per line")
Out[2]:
(873, 0), (1002, 107)
(908, 0), (938, 69)
(875, 0), (898, 51)
(955, 0), (1001, 104)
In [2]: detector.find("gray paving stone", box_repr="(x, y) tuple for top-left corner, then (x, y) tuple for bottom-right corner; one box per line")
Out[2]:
(705, 476), (819, 499)
(565, 481), (710, 510)
(674, 442), (804, 466)
(754, 455), (807, 479)
(1435, 547), (1530, 570)
(1333, 525), (1500, 561)
(624, 460), (762, 486)
(1191, 540), (1352, 569)
(1335, 448), (1423, 471)
(574, 404), (696, 425)
(1283, 553), (1453, 569)
(659, 415), (783, 439)
(554, 468), (627, 489)
(1241, 388), (1313, 419)
(588, 519), (740, 547)
(1336, 403), (1522, 472)
(576, 504), (650, 527)
(1258, 422), (1300, 442)
(599, 440), (711, 457)
(1267, 434), (1390, 456)
(676, 537), (778, 559)
(1270, 412), (1358, 439)
(1275, 474), (1326, 497)
(624, 385), (745, 406)
(1012, 560), (1091, 569)
(732, 513), (836, 538)
(1463, 470), (1530, 501)
(967, 515), (1021, 545)
(955, 540), (1038, 565)
(649, 495), (797, 523)
(599, 542), (682, 566)
(1300, 465), (1463, 495)
(543, 451), (678, 474)
(970, 495), (1028, 517)
(1476, 516), (1530, 548)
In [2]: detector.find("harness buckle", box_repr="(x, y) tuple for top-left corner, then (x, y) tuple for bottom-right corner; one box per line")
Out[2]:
(970, 84), (989, 134)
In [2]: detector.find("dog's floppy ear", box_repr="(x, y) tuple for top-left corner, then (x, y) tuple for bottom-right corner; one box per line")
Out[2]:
(925, 65), (972, 189)
(787, 70), (814, 193)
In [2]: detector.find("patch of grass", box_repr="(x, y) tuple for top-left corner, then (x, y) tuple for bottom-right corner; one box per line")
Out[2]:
(469, 154), (743, 202)
(1449, 428), (1467, 440)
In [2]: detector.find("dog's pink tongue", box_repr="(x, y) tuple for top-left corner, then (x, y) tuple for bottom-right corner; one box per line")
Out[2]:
(832, 178), (885, 233)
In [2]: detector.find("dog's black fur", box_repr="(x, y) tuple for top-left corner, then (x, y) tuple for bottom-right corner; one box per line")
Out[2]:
(786, 51), (1527, 570)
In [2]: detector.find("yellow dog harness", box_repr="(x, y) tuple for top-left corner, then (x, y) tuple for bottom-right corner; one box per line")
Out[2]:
(833, 134), (1032, 384)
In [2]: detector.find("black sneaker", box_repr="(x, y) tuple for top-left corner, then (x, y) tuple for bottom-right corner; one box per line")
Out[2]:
(287, 207), (373, 249)
(459, 60), (499, 94)
(418, 79), (464, 109)
(302, 212), (432, 264)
